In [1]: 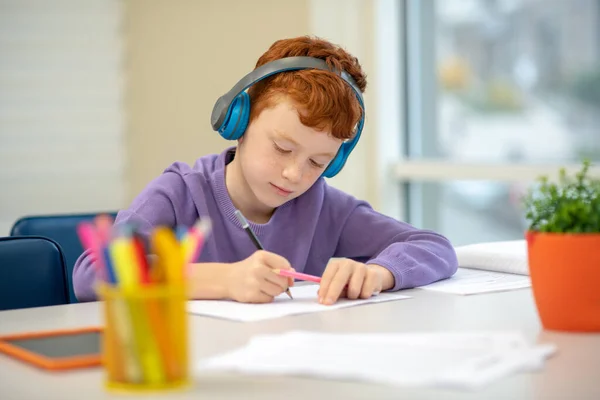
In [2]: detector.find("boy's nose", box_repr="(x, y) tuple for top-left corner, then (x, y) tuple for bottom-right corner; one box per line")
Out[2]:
(282, 161), (303, 183)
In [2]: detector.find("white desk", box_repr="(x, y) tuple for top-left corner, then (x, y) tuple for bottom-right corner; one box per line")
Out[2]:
(1, 287), (599, 400)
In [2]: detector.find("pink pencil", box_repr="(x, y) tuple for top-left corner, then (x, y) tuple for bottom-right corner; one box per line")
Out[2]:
(188, 219), (212, 264)
(76, 222), (106, 280)
(274, 269), (321, 283)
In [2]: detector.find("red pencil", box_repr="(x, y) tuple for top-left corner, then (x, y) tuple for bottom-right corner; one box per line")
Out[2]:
(131, 234), (151, 284)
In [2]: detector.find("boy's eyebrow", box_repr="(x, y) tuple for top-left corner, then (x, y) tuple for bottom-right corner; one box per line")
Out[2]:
(275, 130), (300, 146)
(315, 150), (337, 159)
(275, 130), (336, 159)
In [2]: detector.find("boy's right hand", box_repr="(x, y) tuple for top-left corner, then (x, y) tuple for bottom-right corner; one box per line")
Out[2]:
(225, 250), (295, 303)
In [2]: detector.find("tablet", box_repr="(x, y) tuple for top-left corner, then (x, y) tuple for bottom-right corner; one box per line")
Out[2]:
(0, 327), (102, 371)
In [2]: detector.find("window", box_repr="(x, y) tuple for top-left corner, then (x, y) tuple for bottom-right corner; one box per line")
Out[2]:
(436, 0), (600, 164)
(400, 0), (600, 245)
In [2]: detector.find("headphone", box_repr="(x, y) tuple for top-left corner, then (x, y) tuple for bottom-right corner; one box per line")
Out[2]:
(210, 56), (365, 178)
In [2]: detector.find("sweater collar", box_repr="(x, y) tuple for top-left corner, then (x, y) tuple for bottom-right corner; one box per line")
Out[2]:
(211, 147), (292, 235)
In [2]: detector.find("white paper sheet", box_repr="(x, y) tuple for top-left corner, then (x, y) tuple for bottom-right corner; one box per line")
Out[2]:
(186, 285), (410, 322)
(455, 240), (529, 275)
(417, 267), (531, 295)
(196, 331), (556, 390)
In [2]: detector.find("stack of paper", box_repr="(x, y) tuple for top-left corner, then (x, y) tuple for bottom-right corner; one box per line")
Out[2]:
(454, 240), (529, 275)
(417, 267), (531, 295)
(197, 331), (555, 390)
(187, 285), (411, 322)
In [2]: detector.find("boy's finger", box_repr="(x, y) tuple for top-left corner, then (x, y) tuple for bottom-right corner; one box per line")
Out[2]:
(323, 267), (352, 305)
(339, 288), (347, 299)
(318, 262), (339, 299)
(360, 270), (381, 299)
(347, 265), (366, 300)
(261, 251), (292, 270)
(263, 270), (290, 290)
(250, 291), (275, 304)
(260, 279), (286, 297)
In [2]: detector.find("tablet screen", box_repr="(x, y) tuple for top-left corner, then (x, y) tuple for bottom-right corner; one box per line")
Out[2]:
(4, 331), (101, 358)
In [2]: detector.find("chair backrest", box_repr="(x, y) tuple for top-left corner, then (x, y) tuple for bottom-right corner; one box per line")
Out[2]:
(10, 212), (117, 303)
(0, 236), (69, 311)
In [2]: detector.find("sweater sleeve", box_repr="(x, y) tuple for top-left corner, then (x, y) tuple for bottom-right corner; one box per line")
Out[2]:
(333, 202), (458, 291)
(72, 170), (194, 301)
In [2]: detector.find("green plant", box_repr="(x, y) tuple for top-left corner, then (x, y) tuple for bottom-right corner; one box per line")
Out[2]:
(523, 160), (600, 233)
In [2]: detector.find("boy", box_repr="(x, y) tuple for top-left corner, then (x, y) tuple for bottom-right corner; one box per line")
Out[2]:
(73, 36), (458, 304)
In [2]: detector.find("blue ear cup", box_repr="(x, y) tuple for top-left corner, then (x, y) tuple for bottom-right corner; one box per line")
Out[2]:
(217, 92), (251, 140)
(322, 115), (364, 178)
(323, 143), (350, 178)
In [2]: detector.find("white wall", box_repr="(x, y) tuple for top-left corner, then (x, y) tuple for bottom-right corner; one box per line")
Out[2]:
(0, 0), (125, 234)
(124, 0), (311, 202)
(308, 0), (376, 207)
(308, 0), (403, 216)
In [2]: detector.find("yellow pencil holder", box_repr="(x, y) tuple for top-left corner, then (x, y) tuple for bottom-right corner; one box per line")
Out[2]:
(97, 283), (190, 393)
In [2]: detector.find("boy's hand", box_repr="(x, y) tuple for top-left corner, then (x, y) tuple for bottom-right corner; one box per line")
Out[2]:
(225, 250), (294, 303)
(317, 259), (394, 305)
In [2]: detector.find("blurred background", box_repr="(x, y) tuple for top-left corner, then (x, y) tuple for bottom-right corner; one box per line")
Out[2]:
(1, 0), (599, 246)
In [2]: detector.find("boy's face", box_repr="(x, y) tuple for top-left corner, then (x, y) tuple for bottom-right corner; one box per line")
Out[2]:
(237, 98), (343, 209)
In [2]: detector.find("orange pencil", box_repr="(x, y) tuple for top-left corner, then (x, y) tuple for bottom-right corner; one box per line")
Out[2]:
(151, 228), (187, 379)
(130, 232), (180, 381)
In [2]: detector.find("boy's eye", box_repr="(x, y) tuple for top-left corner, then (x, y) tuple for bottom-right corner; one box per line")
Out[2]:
(310, 159), (325, 169)
(273, 142), (291, 154)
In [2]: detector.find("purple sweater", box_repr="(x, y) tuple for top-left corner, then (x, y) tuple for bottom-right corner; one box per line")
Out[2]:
(73, 147), (458, 301)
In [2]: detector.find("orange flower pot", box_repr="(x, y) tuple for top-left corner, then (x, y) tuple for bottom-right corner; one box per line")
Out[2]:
(526, 231), (600, 332)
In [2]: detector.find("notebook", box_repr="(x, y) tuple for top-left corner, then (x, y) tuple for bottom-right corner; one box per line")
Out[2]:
(454, 240), (529, 275)
(417, 267), (531, 295)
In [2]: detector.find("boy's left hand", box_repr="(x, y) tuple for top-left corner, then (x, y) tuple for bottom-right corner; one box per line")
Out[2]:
(317, 259), (395, 305)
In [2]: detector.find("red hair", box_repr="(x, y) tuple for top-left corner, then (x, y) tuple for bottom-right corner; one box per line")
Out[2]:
(247, 36), (367, 140)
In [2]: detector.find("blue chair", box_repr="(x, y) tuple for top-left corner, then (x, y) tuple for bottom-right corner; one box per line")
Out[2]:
(10, 212), (117, 303)
(0, 236), (69, 311)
